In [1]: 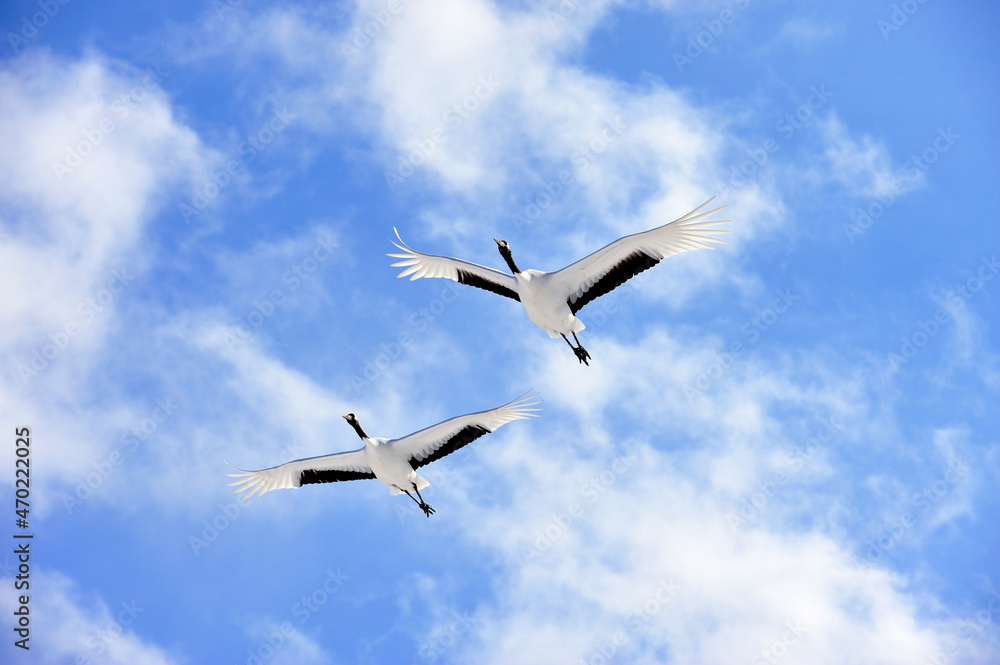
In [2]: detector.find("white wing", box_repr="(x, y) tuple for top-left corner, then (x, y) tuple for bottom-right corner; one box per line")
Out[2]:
(550, 198), (731, 314)
(388, 229), (521, 301)
(389, 393), (541, 468)
(227, 449), (372, 501)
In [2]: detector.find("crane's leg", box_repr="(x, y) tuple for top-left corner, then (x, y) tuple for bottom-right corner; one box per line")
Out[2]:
(561, 333), (590, 366)
(572, 332), (591, 365)
(404, 486), (435, 517)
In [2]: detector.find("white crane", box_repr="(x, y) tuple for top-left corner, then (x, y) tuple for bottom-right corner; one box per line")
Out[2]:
(389, 198), (730, 364)
(227, 394), (540, 516)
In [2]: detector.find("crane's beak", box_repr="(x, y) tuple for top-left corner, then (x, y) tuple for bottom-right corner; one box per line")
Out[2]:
(494, 238), (501, 246)
(341, 414), (350, 421)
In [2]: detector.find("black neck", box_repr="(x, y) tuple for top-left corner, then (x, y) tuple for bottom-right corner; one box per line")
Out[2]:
(348, 420), (368, 439)
(501, 252), (521, 274)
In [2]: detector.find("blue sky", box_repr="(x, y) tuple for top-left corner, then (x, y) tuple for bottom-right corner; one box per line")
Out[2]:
(1, 0), (998, 663)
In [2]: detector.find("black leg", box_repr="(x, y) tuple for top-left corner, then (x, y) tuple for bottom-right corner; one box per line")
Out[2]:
(409, 484), (435, 517)
(563, 332), (591, 366)
(573, 333), (590, 367)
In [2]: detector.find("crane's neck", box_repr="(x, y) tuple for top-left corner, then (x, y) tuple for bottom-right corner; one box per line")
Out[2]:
(501, 252), (521, 274)
(348, 420), (368, 440)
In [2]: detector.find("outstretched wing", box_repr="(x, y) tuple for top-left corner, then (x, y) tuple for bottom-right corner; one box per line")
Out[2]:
(389, 393), (541, 469)
(227, 449), (373, 501)
(550, 198), (730, 314)
(388, 229), (521, 301)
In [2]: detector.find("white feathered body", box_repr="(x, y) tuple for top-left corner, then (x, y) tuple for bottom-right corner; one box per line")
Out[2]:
(364, 438), (429, 495)
(516, 270), (586, 338)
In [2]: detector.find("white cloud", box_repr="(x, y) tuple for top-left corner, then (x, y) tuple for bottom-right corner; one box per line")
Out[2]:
(389, 328), (991, 664)
(0, 569), (179, 665)
(0, 50), (215, 512)
(820, 113), (925, 199)
(193, 322), (351, 438)
(241, 617), (333, 665)
(193, 2), (769, 244)
(770, 17), (838, 47)
(0, 50), (213, 352)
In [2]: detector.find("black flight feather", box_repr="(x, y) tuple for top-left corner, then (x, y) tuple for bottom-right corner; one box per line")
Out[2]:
(299, 468), (376, 485)
(568, 251), (660, 314)
(457, 269), (520, 301)
(410, 424), (492, 469)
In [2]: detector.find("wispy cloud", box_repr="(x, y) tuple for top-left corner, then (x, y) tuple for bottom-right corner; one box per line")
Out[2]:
(820, 113), (925, 199)
(0, 569), (179, 665)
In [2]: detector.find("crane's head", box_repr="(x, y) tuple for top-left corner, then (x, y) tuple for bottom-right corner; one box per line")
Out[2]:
(342, 413), (368, 439)
(494, 238), (520, 274)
